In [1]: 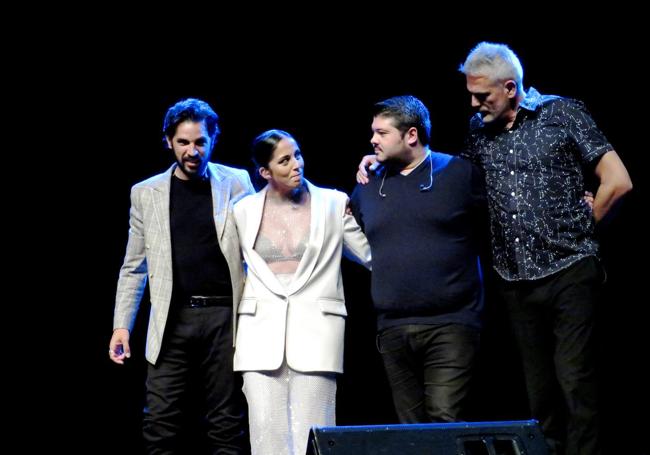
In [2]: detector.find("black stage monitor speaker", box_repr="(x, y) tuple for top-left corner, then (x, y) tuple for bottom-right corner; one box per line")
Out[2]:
(307, 419), (547, 455)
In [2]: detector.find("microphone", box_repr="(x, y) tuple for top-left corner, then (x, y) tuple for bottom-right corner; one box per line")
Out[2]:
(419, 155), (433, 191)
(378, 171), (387, 197)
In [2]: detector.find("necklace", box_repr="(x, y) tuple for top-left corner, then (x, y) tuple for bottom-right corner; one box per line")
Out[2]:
(267, 186), (308, 209)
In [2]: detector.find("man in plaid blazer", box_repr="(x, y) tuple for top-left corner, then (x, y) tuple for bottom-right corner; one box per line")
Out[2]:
(109, 98), (254, 454)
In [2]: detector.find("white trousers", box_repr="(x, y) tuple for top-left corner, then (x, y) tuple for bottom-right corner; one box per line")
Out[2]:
(243, 361), (336, 455)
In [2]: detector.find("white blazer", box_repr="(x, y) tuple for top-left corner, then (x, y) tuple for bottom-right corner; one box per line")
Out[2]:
(232, 180), (371, 373)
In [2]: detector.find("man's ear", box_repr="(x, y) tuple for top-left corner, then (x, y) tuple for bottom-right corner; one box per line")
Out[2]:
(505, 80), (518, 99)
(406, 126), (419, 147)
(165, 136), (173, 149)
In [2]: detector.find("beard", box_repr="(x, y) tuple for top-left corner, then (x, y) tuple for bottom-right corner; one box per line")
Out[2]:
(176, 157), (207, 180)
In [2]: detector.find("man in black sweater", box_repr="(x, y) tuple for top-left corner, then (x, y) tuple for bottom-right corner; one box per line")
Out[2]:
(350, 95), (487, 423)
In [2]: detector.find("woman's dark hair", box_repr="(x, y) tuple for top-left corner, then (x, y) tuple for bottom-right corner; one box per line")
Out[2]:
(251, 129), (296, 169)
(250, 129), (297, 190)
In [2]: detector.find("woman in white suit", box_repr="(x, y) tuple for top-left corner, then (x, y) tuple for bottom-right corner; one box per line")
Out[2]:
(233, 129), (371, 455)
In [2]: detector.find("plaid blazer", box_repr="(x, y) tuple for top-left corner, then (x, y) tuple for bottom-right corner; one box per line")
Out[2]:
(113, 162), (254, 364)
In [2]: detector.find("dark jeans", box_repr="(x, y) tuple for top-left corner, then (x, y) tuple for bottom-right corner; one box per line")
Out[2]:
(499, 256), (603, 455)
(376, 323), (480, 423)
(144, 306), (249, 455)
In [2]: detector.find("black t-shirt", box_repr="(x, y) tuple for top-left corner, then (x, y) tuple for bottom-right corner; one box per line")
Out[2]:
(170, 175), (232, 299)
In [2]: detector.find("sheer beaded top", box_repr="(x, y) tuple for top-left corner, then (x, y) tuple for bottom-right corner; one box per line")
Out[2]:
(254, 189), (311, 276)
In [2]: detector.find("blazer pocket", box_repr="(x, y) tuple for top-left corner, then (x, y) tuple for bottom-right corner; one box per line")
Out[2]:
(238, 298), (257, 315)
(318, 298), (347, 316)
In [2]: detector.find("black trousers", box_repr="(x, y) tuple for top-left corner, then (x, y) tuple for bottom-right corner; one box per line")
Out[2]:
(376, 323), (480, 423)
(499, 256), (602, 455)
(143, 306), (249, 455)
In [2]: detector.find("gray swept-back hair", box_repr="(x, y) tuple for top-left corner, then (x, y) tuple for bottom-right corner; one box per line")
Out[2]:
(459, 42), (524, 93)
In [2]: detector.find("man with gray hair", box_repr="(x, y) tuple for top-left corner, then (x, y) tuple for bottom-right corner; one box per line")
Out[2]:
(459, 42), (632, 455)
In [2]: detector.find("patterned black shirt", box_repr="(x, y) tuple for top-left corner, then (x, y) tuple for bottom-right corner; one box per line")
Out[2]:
(461, 88), (612, 281)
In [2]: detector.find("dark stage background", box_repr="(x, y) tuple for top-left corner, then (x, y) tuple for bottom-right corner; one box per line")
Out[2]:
(49, 24), (648, 454)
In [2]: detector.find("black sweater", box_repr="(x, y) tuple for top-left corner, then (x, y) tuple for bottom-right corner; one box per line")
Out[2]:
(350, 152), (487, 330)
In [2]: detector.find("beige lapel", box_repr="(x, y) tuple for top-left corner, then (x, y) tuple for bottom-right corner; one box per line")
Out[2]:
(208, 163), (230, 240)
(152, 165), (174, 255)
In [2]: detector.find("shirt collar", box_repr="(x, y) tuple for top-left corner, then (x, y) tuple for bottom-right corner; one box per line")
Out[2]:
(519, 86), (543, 112)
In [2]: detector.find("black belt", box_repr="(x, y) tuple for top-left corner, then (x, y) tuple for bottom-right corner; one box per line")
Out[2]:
(183, 296), (232, 308)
